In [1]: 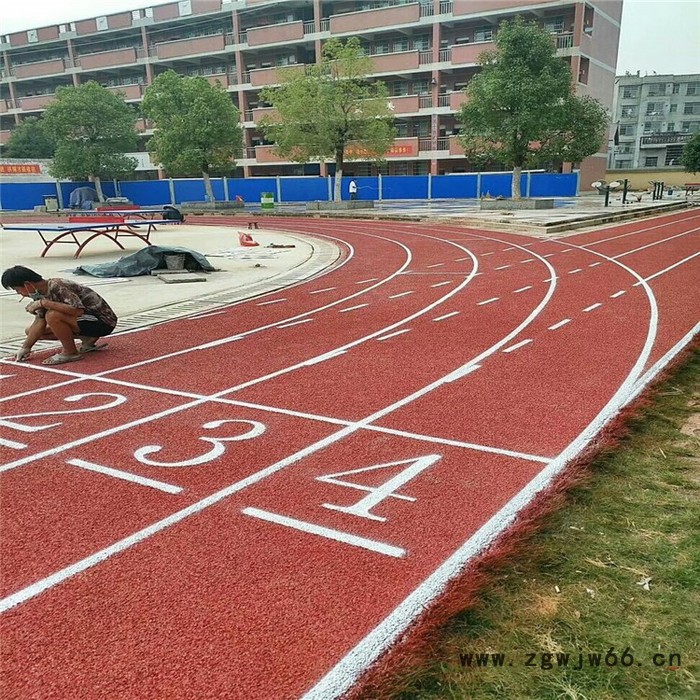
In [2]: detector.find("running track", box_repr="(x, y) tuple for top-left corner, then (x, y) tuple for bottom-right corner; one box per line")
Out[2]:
(1, 210), (699, 699)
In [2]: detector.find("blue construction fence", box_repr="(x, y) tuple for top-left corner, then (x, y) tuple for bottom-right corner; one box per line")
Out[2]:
(0, 171), (579, 211)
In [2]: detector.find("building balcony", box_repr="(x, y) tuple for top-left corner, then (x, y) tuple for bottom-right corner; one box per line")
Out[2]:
(370, 50), (420, 74)
(77, 47), (138, 70)
(0, 130), (12, 144)
(451, 41), (494, 66)
(640, 132), (692, 148)
(303, 19), (330, 34)
(13, 58), (66, 79)
(247, 20), (304, 47)
(388, 95), (420, 114)
(106, 84), (143, 100)
(450, 91), (468, 111)
(255, 145), (285, 163)
(18, 93), (56, 110)
(449, 136), (465, 156)
(346, 137), (419, 159)
(330, 3), (420, 34)
(453, 0), (546, 16)
(252, 106), (278, 122)
(0, 99), (9, 113)
(249, 64), (303, 87)
(155, 34), (226, 60)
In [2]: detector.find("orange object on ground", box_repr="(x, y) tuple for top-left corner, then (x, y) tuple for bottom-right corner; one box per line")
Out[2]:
(239, 231), (259, 247)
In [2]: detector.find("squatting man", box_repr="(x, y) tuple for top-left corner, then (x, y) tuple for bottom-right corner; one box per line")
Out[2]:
(2, 266), (118, 366)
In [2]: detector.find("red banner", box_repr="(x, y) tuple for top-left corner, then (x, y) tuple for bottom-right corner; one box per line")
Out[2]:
(1, 163), (41, 174)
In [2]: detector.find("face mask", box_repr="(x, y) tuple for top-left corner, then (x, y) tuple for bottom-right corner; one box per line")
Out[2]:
(29, 292), (44, 301)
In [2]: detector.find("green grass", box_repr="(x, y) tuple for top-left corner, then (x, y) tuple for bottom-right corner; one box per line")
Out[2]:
(385, 349), (699, 700)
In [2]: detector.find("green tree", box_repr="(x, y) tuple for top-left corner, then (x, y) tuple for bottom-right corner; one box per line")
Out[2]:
(42, 81), (138, 200)
(141, 71), (243, 202)
(458, 18), (608, 199)
(260, 37), (396, 201)
(4, 117), (55, 159)
(680, 134), (700, 173)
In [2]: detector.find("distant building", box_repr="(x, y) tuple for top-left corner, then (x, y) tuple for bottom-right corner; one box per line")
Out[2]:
(609, 72), (700, 170)
(1, 0), (622, 187)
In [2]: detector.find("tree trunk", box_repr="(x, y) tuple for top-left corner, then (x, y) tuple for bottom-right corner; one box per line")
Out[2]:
(512, 166), (522, 200)
(92, 176), (105, 202)
(333, 148), (344, 202)
(202, 170), (215, 202)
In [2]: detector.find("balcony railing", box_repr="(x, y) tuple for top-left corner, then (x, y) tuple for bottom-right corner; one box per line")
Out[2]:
(418, 138), (432, 151)
(419, 50), (432, 65)
(419, 95), (432, 109)
(242, 71), (251, 83)
(439, 0), (453, 13)
(437, 137), (449, 150)
(239, 31), (248, 44)
(437, 94), (450, 107)
(555, 33), (574, 49)
(419, 2), (434, 16)
(438, 48), (451, 62)
(303, 21), (315, 34)
(244, 110), (253, 121)
(245, 147), (257, 159)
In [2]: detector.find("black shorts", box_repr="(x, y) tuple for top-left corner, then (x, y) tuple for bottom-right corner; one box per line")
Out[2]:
(77, 319), (115, 338)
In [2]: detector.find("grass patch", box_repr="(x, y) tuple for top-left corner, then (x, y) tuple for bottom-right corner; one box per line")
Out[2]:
(386, 349), (699, 700)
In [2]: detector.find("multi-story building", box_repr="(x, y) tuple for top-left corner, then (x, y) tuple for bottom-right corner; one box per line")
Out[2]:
(0, 0), (621, 187)
(609, 72), (700, 170)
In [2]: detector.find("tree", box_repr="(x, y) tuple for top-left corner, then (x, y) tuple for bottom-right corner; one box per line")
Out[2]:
(42, 82), (138, 200)
(458, 18), (608, 199)
(680, 134), (700, 173)
(4, 117), (55, 159)
(259, 37), (396, 201)
(141, 71), (243, 202)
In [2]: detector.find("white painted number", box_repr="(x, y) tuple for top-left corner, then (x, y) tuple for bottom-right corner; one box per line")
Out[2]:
(134, 419), (266, 467)
(318, 454), (441, 522)
(0, 393), (127, 433)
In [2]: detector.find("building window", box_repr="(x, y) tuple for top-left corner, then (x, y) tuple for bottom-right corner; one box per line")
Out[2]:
(669, 103), (677, 113)
(391, 82), (409, 96)
(373, 41), (390, 54)
(474, 27), (493, 42)
(615, 160), (632, 169)
(96, 16), (108, 31)
(667, 122), (675, 131)
(645, 102), (663, 116)
(620, 106), (637, 118)
(27, 29), (38, 43)
(619, 124), (635, 136)
(644, 156), (658, 167)
(681, 121), (700, 133)
(578, 57), (589, 84)
(683, 102), (700, 115)
(622, 87), (639, 99)
(687, 82), (699, 95)
(393, 38), (409, 52)
(672, 84), (680, 94)
(647, 84), (665, 97)
(665, 145), (684, 165)
(544, 16), (565, 33)
(413, 79), (429, 94)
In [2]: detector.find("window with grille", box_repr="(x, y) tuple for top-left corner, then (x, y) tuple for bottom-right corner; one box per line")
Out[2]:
(683, 102), (700, 115)
(619, 124), (635, 136)
(644, 156), (658, 167)
(687, 82), (699, 95)
(646, 102), (662, 115)
(413, 80), (429, 94)
(621, 106), (637, 118)
(669, 104), (677, 113)
(392, 82), (409, 96)
(667, 122), (675, 131)
(665, 145), (684, 165)
(615, 160), (632, 169)
(622, 87), (638, 99)
(544, 16), (564, 33)
(413, 36), (430, 50)
(393, 38), (409, 52)
(474, 27), (493, 42)
(374, 41), (390, 54)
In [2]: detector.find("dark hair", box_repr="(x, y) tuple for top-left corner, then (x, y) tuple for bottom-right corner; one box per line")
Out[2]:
(1, 266), (44, 290)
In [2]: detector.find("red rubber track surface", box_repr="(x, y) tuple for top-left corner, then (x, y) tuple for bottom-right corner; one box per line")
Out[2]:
(1, 210), (699, 700)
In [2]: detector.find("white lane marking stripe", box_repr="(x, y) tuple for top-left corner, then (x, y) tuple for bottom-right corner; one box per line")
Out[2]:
(502, 338), (533, 353)
(242, 508), (405, 558)
(481, 252), (494, 256)
(477, 297), (499, 305)
(542, 253), (555, 258)
(302, 349), (347, 366)
(66, 458), (182, 494)
(427, 263), (445, 268)
(257, 298), (287, 306)
(641, 251), (700, 283)
(389, 291), (415, 299)
(519, 259), (535, 263)
(613, 227), (700, 259)
(495, 265), (511, 270)
(440, 364), (481, 383)
(431, 281), (453, 288)
(502, 247), (514, 251)
(339, 304), (369, 313)
(356, 278), (378, 284)
(569, 268), (582, 274)
(455, 257), (470, 261)
(548, 319), (571, 330)
(611, 290), (626, 298)
(514, 286), (533, 293)
(584, 303), (602, 312)
(376, 329), (411, 341)
(582, 212), (700, 246)
(433, 311), (460, 322)
(589, 262), (602, 267)
(278, 319), (314, 328)
(0, 437), (27, 449)
(560, 249), (572, 253)
(310, 287), (337, 294)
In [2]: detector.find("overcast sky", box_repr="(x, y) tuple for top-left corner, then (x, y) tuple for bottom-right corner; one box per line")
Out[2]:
(1, 0), (699, 76)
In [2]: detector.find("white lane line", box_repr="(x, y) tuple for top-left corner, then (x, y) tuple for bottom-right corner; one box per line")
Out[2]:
(589, 262), (602, 267)
(440, 364), (481, 383)
(242, 508), (405, 558)
(502, 247), (515, 251)
(514, 286), (532, 293)
(278, 319), (314, 329)
(302, 349), (347, 366)
(581, 212), (700, 246)
(560, 249), (572, 253)
(339, 304), (369, 313)
(614, 227), (700, 259)
(0, 375), (16, 380)
(356, 278), (378, 284)
(610, 290), (626, 298)
(257, 298), (287, 306)
(640, 251), (700, 283)
(455, 257), (470, 261)
(481, 252), (495, 256)
(502, 338), (533, 353)
(568, 268), (582, 274)
(519, 258), (535, 263)
(111, 326), (154, 337)
(583, 303), (602, 312)
(433, 311), (460, 322)
(66, 458), (182, 494)
(548, 319), (571, 330)
(427, 263), (445, 268)
(542, 253), (555, 258)
(0, 437), (27, 450)
(376, 329), (411, 341)
(495, 265), (511, 270)
(389, 291), (415, 299)
(309, 287), (337, 294)
(431, 281), (453, 288)
(477, 297), (499, 305)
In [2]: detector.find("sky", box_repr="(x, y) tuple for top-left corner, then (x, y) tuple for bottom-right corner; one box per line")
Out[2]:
(1, 0), (699, 76)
